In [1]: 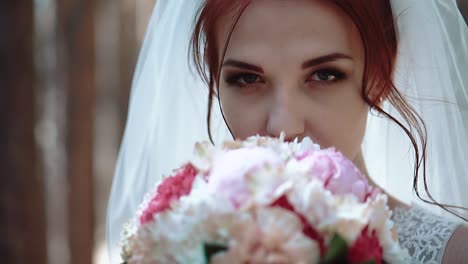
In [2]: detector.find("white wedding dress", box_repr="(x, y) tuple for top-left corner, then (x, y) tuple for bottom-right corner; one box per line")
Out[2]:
(106, 0), (468, 263)
(393, 205), (460, 263)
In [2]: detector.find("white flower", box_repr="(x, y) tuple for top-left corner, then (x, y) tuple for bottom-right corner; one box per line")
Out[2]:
(319, 196), (370, 242)
(127, 181), (234, 264)
(211, 207), (319, 264)
(287, 179), (335, 226)
(192, 141), (217, 173)
(365, 195), (406, 262)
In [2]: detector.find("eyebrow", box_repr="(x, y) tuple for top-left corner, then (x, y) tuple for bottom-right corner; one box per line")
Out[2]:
(301, 53), (353, 69)
(222, 59), (264, 73)
(222, 52), (353, 73)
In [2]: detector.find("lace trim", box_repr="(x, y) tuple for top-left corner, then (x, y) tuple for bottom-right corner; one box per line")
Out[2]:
(392, 205), (459, 264)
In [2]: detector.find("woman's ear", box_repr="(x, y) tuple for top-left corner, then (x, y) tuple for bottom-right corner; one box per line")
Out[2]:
(377, 96), (384, 107)
(368, 85), (386, 108)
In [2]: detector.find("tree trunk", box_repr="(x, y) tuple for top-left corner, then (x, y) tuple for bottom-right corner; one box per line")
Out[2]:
(56, 0), (96, 263)
(0, 1), (48, 263)
(119, 0), (138, 135)
(117, 0), (138, 136)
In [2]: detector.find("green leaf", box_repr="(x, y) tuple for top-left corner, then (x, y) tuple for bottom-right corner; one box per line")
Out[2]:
(319, 234), (348, 264)
(203, 243), (228, 263)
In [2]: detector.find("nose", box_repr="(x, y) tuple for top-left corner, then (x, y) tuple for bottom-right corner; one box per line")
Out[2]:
(266, 92), (305, 141)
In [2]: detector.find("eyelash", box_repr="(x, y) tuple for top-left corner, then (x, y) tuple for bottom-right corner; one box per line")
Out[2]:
(307, 69), (346, 83)
(224, 69), (346, 88)
(225, 73), (263, 88)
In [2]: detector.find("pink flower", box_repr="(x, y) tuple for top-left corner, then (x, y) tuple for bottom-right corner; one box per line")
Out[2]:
(207, 147), (282, 208)
(139, 163), (198, 224)
(295, 149), (315, 161)
(305, 149), (377, 202)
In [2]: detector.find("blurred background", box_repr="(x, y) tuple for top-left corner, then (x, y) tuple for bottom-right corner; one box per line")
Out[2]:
(0, 1), (467, 264)
(2, 0), (155, 263)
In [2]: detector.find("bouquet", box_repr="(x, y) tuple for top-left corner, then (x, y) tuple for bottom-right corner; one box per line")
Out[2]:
(120, 135), (408, 263)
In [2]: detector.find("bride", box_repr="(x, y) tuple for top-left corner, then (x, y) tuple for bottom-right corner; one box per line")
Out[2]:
(107, 0), (468, 263)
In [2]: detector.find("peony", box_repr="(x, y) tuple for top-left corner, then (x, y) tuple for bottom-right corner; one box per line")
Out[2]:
(207, 147), (283, 209)
(211, 207), (320, 264)
(300, 148), (377, 202)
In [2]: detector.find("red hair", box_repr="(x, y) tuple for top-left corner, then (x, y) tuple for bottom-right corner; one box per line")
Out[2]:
(191, 0), (466, 220)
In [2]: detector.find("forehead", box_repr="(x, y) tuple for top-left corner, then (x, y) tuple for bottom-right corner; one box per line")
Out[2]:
(217, 0), (364, 62)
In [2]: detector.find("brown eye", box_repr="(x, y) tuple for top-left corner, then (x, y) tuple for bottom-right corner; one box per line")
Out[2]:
(225, 73), (262, 87)
(317, 71), (336, 81)
(307, 69), (345, 82)
(312, 70), (337, 81)
(237, 74), (259, 85)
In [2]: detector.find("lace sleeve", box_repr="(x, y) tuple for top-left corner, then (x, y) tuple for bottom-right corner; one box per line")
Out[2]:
(392, 205), (459, 264)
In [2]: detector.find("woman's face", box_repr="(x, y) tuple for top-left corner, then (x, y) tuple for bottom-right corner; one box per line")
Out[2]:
(216, 0), (367, 160)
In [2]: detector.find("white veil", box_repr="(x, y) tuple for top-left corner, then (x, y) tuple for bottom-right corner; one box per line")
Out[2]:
(106, 0), (230, 261)
(107, 0), (468, 262)
(363, 0), (468, 216)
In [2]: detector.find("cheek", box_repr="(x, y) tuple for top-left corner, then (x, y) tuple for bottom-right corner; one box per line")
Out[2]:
(219, 90), (268, 139)
(308, 93), (368, 160)
(330, 110), (367, 159)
